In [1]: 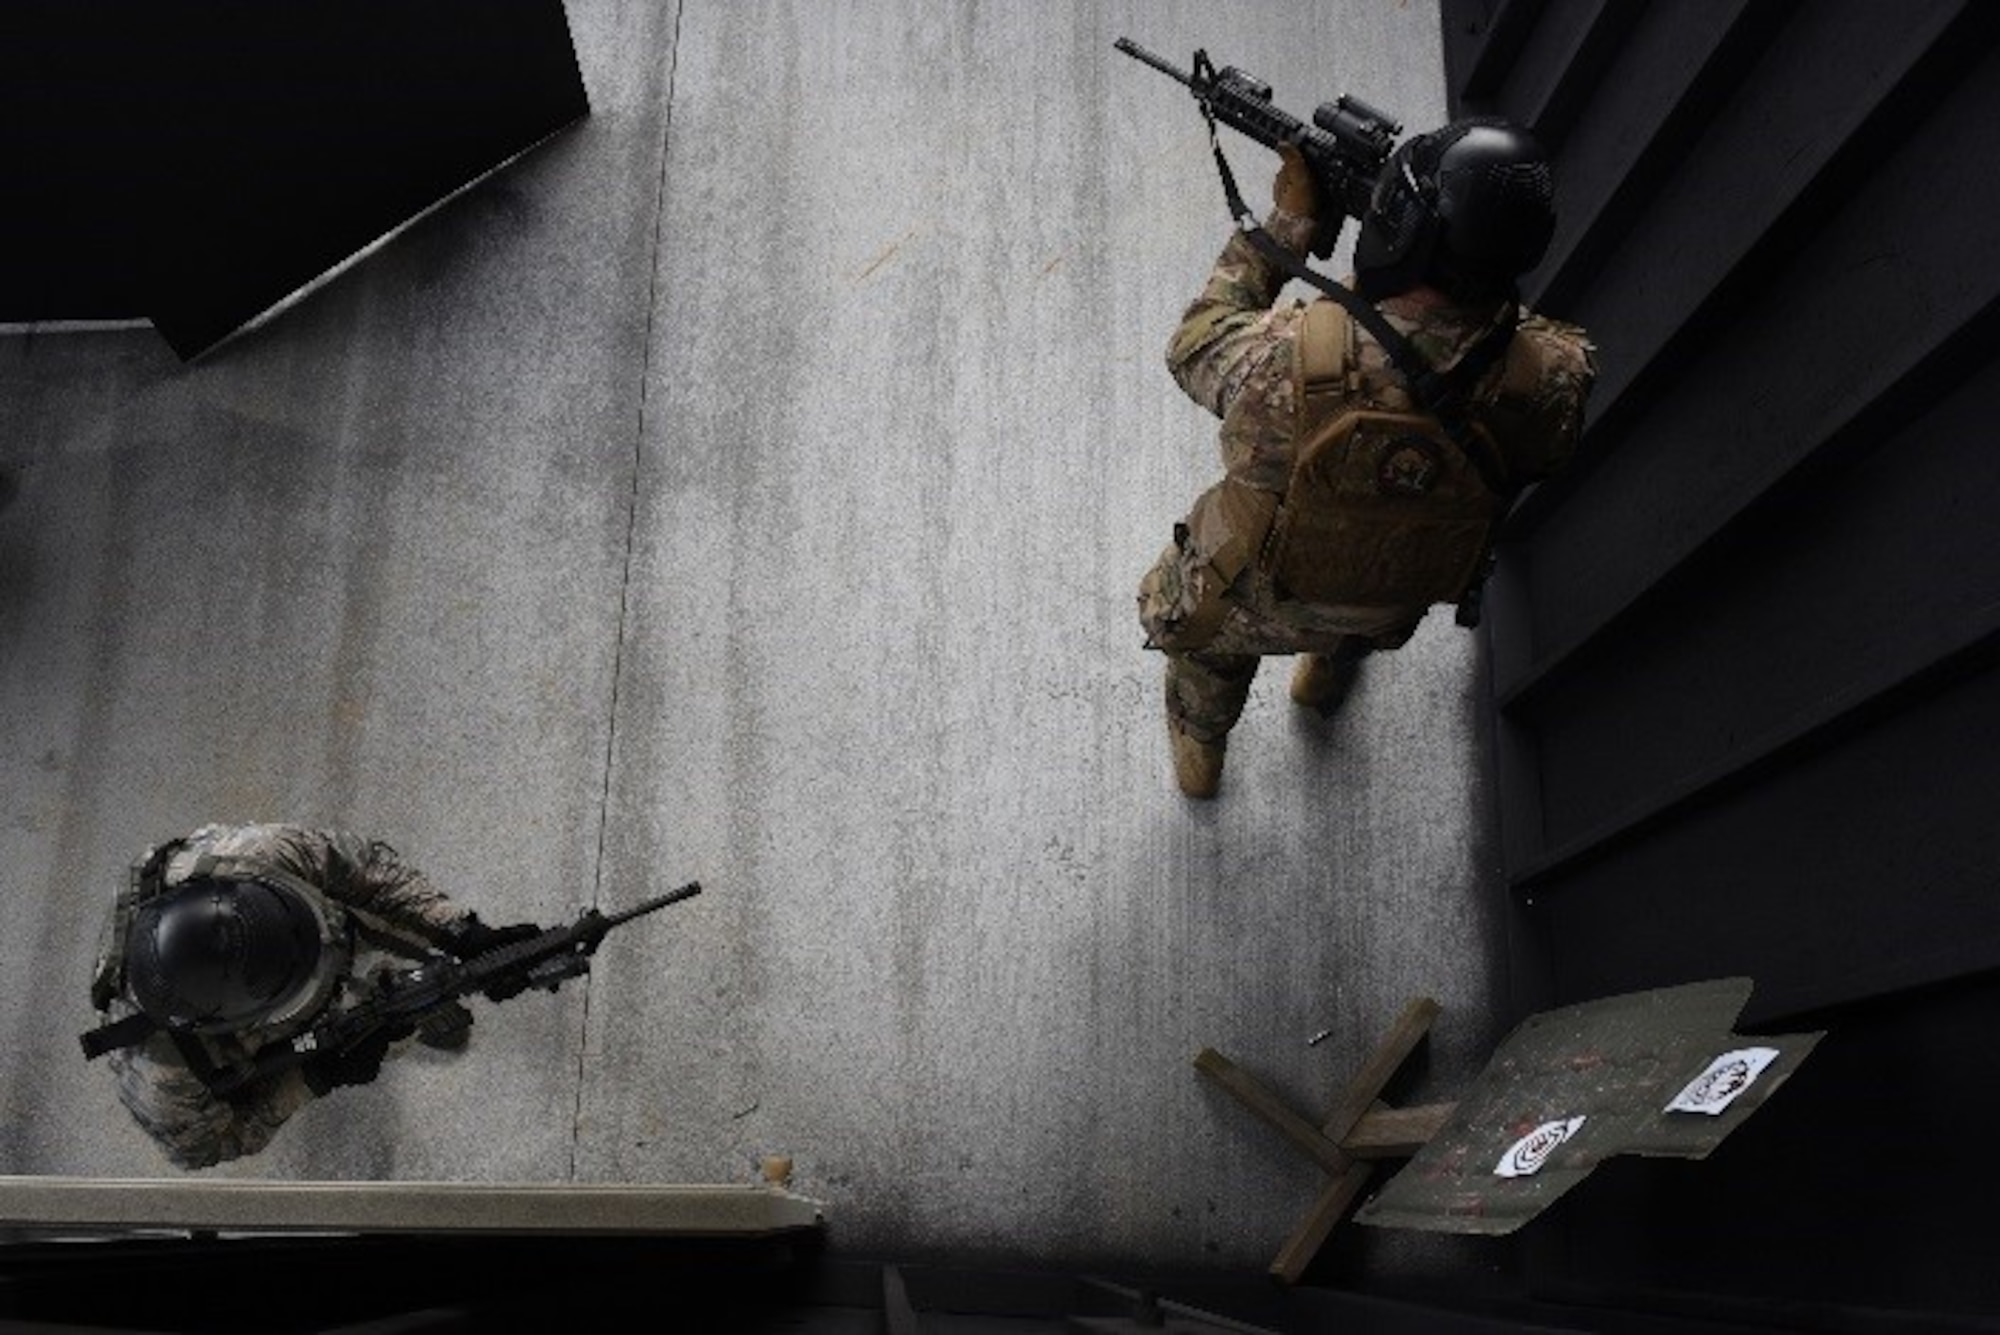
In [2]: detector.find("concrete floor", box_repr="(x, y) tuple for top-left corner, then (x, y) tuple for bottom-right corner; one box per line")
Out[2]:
(0, 0), (1509, 1283)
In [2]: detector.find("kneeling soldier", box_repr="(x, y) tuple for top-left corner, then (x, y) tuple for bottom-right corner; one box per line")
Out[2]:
(84, 823), (538, 1169)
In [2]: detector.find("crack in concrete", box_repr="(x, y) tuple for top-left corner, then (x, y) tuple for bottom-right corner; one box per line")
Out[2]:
(570, 0), (687, 1184)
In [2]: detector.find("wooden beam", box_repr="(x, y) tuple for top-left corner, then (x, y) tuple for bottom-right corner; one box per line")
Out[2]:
(0, 1176), (826, 1236)
(1269, 1163), (1374, 1284)
(1281, 997), (1442, 1284)
(1321, 997), (1441, 1141)
(1340, 1102), (1457, 1160)
(1192, 1049), (1349, 1177)
(1197, 999), (1445, 1285)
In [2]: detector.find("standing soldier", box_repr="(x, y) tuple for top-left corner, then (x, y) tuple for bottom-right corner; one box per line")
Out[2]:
(83, 823), (540, 1169)
(1138, 117), (1597, 797)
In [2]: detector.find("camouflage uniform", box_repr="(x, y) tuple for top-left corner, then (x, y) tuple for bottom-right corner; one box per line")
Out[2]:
(92, 823), (472, 1169)
(1140, 207), (1596, 741)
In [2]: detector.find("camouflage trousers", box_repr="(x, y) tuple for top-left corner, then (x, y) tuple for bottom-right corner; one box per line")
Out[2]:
(1139, 528), (1424, 743)
(1162, 647), (1265, 743)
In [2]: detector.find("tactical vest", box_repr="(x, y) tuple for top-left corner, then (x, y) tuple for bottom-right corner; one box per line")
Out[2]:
(1261, 300), (1534, 609)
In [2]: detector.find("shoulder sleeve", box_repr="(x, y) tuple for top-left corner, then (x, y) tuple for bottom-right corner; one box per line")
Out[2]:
(108, 1036), (316, 1170)
(1166, 210), (1316, 420)
(247, 825), (470, 943)
(1484, 314), (1599, 481)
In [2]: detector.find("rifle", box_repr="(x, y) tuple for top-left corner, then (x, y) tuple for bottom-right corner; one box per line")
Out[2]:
(206, 882), (702, 1097)
(1112, 38), (1401, 223)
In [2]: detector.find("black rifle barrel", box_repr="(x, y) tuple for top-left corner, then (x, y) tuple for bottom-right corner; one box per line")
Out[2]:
(600, 880), (701, 929)
(1112, 37), (1196, 88)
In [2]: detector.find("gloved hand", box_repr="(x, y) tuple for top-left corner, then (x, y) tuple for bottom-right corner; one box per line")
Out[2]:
(301, 1022), (414, 1096)
(1274, 141), (1321, 218)
(1274, 142), (1338, 260)
(448, 914), (542, 960)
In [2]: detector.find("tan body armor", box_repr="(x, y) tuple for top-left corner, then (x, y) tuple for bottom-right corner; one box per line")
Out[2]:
(1264, 300), (1571, 610)
(1139, 296), (1591, 654)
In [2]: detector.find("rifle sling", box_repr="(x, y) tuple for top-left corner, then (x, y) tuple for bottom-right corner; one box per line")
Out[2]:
(78, 1010), (157, 1060)
(350, 913), (439, 960)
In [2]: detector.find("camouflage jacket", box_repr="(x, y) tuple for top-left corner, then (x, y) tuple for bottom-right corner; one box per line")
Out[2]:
(1158, 208), (1596, 647)
(1167, 207), (1595, 493)
(96, 823), (470, 1170)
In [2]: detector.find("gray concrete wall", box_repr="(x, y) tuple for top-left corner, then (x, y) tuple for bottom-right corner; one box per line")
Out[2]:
(0, 1), (1504, 1276)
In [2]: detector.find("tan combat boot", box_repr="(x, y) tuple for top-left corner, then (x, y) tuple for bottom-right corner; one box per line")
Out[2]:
(1167, 716), (1226, 799)
(1290, 645), (1364, 716)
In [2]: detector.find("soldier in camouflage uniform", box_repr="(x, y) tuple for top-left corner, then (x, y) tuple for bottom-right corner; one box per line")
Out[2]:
(1138, 118), (1597, 797)
(85, 823), (539, 1169)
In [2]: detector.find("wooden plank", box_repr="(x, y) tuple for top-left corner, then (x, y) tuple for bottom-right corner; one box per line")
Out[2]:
(1192, 1050), (1349, 1177)
(1340, 1102), (1458, 1160)
(1269, 1162), (1375, 1285)
(1214, 999), (1446, 1285)
(1320, 997), (1441, 1140)
(1270, 1000), (1441, 1281)
(1201, 1002), (1443, 1284)
(0, 1177), (825, 1237)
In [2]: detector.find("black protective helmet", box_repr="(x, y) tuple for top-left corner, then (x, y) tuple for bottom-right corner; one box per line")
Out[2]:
(1354, 117), (1556, 303)
(125, 876), (325, 1033)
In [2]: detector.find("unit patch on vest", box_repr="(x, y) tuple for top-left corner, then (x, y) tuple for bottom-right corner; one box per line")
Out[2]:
(1376, 435), (1445, 496)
